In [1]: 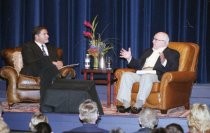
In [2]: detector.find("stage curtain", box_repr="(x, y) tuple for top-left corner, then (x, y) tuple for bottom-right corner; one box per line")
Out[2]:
(0, 0), (209, 83)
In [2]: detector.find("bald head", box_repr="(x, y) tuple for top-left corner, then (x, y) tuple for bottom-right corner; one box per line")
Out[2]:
(152, 32), (169, 49)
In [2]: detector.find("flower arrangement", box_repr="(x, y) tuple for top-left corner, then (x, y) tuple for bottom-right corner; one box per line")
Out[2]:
(83, 16), (113, 57)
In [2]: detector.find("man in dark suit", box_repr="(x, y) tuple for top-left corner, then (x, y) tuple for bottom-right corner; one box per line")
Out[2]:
(63, 99), (109, 133)
(116, 32), (180, 114)
(20, 26), (63, 108)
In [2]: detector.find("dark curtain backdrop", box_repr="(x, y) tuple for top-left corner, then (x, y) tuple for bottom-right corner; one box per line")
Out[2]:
(0, 0), (209, 83)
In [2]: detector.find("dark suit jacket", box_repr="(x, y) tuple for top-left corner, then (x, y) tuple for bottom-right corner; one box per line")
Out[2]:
(20, 41), (59, 77)
(63, 124), (109, 133)
(20, 41), (60, 103)
(128, 47), (180, 80)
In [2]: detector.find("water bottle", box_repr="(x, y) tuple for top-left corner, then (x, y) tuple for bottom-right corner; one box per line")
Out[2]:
(106, 56), (111, 69)
(85, 54), (90, 69)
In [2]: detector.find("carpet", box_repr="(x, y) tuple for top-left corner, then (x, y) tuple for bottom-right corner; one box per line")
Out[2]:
(1, 102), (189, 118)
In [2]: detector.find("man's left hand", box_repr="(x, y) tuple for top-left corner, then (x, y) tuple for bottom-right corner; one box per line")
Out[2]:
(52, 61), (63, 69)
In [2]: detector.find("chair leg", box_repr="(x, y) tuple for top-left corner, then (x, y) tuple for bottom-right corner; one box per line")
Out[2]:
(8, 104), (11, 110)
(160, 110), (167, 114)
(184, 102), (190, 110)
(8, 103), (13, 110)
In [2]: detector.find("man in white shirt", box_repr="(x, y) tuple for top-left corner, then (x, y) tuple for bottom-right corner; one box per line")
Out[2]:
(116, 32), (180, 114)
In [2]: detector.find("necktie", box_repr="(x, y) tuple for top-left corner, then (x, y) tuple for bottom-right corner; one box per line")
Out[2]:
(41, 45), (47, 56)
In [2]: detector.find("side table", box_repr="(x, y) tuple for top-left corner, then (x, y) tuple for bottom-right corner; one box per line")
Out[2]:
(82, 69), (113, 107)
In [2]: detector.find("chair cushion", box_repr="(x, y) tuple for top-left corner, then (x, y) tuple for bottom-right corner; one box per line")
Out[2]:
(18, 74), (40, 90)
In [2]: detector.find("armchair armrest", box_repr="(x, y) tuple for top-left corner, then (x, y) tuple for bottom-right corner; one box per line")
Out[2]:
(0, 66), (20, 103)
(161, 71), (196, 83)
(159, 71), (196, 107)
(0, 66), (19, 84)
(59, 67), (76, 79)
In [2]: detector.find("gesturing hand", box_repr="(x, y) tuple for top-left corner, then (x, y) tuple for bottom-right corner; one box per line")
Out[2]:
(120, 48), (132, 60)
(159, 52), (166, 63)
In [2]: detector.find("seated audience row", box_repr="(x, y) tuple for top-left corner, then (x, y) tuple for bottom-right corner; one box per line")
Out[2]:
(2, 100), (210, 133)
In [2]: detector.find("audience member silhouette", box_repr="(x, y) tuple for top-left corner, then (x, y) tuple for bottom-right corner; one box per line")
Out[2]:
(133, 107), (158, 133)
(165, 123), (184, 133)
(151, 127), (167, 133)
(34, 122), (52, 133)
(29, 112), (49, 132)
(110, 127), (125, 133)
(0, 119), (10, 133)
(0, 103), (3, 116)
(187, 103), (210, 133)
(63, 99), (109, 133)
(0, 104), (10, 133)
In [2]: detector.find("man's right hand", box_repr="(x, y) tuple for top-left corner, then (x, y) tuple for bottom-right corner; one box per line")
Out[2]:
(120, 48), (132, 62)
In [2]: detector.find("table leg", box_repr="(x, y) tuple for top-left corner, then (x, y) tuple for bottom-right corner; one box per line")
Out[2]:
(84, 71), (87, 80)
(90, 73), (94, 80)
(107, 72), (111, 107)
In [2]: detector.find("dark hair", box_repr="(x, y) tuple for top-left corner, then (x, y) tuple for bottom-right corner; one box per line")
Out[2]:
(166, 123), (184, 133)
(110, 127), (125, 133)
(35, 122), (52, 133)
(151, 127), (167, 133)
(32, 26), (48, 40)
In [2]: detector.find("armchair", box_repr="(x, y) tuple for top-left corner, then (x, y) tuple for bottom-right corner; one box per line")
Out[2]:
(114, 42), (199, 114)
(0, 47), (76, 107)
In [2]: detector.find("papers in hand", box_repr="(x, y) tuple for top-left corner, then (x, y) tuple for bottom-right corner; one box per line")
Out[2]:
(136, 70), (156, 75)
(59, 63), (79, 70)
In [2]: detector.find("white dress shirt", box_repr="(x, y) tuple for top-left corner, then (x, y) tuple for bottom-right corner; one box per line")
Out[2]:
(35, 41), (49, 56)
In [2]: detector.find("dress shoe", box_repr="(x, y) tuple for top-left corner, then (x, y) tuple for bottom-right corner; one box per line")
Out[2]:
(116, 106), (131, 113)
(131, 106), (142, 114)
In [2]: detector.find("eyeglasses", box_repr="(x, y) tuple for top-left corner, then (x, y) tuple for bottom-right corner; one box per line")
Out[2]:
(153, 38), (165, 42)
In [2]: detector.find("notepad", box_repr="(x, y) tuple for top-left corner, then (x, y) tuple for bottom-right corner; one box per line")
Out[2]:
(59, 63), (79, 70)
(136, 70), (156, 75)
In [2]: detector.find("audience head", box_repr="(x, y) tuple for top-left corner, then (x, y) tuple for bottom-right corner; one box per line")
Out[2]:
(151, 127), (167, 133)
(29, 112), (49, 132)
(79, 99), (99, 124)
(138, 107), (158, 129)
(187, 103), (210, 133)
(35, 122), (52, 133)
(0, 103), (9, 133)
(110, 127), (125, 133)
(0, 103), (3, 116)
(166, 123), (184, 133)
(0, 117), (10, 133)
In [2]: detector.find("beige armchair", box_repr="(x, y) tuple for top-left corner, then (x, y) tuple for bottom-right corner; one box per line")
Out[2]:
(0, 47), (76, 107)
(114, 42), (199, 114)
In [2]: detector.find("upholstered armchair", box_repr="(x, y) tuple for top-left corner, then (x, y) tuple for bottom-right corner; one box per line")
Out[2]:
(114, 42), (199, 114)
(0, 47), (76, 107)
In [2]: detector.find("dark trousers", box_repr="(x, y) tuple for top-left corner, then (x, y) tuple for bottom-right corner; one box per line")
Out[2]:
(40, 64), (59, 105)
